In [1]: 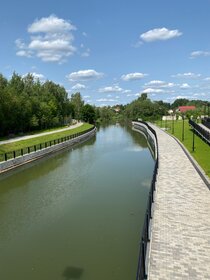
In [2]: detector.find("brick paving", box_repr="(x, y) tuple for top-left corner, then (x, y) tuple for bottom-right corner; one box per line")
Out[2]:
(147, 125), (210, 280)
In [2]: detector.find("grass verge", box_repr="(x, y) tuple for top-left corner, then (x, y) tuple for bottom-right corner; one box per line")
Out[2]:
(154, 119), (210, 178)
(0, 123), (93, 155)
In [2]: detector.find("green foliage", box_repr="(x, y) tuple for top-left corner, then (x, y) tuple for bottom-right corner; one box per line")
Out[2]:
(0, 72), (75, 136)
(70, 92), (84, 120)
(81, 104), (96, 124)
(124, 93), (168, 121)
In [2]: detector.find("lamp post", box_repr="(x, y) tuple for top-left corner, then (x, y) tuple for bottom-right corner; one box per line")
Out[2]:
(182, 114), (185, 141)
(172, 113), (175, 134)
(192, 127), (195, 152)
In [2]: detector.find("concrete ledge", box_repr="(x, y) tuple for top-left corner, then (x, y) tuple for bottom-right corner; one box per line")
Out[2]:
(0, 128), (96, 174)
(132, 121), (157, 159)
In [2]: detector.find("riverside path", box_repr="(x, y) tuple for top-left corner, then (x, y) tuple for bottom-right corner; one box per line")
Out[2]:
(0, 122), (83, 145)
(147, 124), (210, 280)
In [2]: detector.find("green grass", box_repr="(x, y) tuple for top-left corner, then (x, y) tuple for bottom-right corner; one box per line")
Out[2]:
(0, 125), (71, 141)
(0, 123), (93, 155)
(154, 119), (210, 178)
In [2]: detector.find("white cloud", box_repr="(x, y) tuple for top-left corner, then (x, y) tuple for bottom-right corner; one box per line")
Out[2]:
(145, 80), (175, 88)
(28, 14), (76, 33)
(121, 72), (147, 81)
(132, 41), (143, 48)
(16, 50), (32, 57)
(172, 72), (201, 79)
(22, 72), (45, 82)
(67, 69), (103, 82)
(71, 83), (86, 90)
(83, 95), (90, 99)
(123, 89), (132, 93)
(82, 32), (87, 37)
(142, 88), (165, 93)
(140, 27), (182, 42)
(180, 83), (190, 89)
(190, 50), (210, 58)
(16, 15), (77, 63)
(81, 48), (90, 57)
(204, 77), (210, 81)
(98, 85), (123, 93)
(97, 98), (116, 102)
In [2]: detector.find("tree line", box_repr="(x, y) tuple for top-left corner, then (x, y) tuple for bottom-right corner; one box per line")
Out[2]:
(0, 72), (209, 137)
(0, 72), (96, 137)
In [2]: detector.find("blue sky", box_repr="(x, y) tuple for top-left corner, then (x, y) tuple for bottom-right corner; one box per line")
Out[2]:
(1, 0), (210, 106)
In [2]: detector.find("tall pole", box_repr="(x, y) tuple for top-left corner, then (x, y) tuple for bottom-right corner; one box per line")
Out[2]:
(172, 114), (174, 134)
(182, 115), (185, 141)
(192, 128), (195, 152)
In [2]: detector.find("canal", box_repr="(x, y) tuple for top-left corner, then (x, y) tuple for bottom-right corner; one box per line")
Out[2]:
(0, 124), (154, 280)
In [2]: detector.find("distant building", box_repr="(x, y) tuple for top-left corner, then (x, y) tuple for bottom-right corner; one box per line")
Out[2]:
(114, 106), (120, 113)
(177, 106), (196, 113)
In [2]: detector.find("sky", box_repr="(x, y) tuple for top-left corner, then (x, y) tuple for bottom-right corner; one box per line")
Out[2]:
(1, 0), (210, 106)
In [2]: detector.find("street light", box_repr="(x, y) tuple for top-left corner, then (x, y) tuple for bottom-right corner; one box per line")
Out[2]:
(172, 113), (175, 134)
(182, 114), (185, 141)
(192, 127), (195, 152)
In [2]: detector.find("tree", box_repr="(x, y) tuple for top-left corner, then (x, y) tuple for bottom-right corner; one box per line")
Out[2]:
(81, 104), (96, 124)
(70, 92), (84, 120)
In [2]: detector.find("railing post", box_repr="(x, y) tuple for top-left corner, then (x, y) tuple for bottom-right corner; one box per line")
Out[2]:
(28, 147), (30, 154)
(13, 151), (16, 159)
(5, 153), (7, 161)
(21, 149), (23, 156)
(141, 239), (147, 279)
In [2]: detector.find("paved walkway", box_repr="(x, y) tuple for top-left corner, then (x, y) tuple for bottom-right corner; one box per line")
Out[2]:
(148, 125), (210, 280)
(0, 122), (83, 145)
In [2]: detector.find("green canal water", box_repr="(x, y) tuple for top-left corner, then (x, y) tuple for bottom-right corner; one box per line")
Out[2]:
(0, 124), (154, 280)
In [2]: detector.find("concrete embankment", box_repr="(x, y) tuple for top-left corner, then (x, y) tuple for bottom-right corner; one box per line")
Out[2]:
(0, 128), (96, 174)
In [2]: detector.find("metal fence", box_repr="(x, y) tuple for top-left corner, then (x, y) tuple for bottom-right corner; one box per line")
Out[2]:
(201, 118), (210, 130)
(189, 119), (210, 145)
(0, 126), (95, 163)
(135, 121), (159, 280)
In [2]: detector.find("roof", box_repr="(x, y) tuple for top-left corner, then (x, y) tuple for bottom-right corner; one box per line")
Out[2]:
(178, 106), (196, 112)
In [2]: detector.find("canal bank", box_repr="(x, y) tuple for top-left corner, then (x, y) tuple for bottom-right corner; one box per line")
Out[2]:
(0, 127), (96, 174)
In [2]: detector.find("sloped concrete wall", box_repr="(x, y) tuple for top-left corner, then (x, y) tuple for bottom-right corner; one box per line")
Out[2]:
(0, 128), (96, 174)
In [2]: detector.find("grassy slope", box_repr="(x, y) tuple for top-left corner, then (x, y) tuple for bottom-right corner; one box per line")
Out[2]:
(0, 123), (93, 154)
(155, 120), (210, 177)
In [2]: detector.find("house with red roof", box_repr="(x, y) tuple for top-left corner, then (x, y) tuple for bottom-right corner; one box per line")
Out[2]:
(178, 106), (196, 113)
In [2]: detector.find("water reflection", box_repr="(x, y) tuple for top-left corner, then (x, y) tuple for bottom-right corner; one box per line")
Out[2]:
(62, 266), (84, 279)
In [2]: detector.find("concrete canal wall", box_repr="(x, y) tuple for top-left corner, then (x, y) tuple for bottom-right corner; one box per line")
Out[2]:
(0, 128), (96, 174)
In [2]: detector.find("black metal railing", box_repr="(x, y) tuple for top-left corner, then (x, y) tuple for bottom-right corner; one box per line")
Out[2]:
(134, 121), (159, 280)
(189, 119), (210, 145)
(0, 126), (95, 163)
(201, 117), (210, 130)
